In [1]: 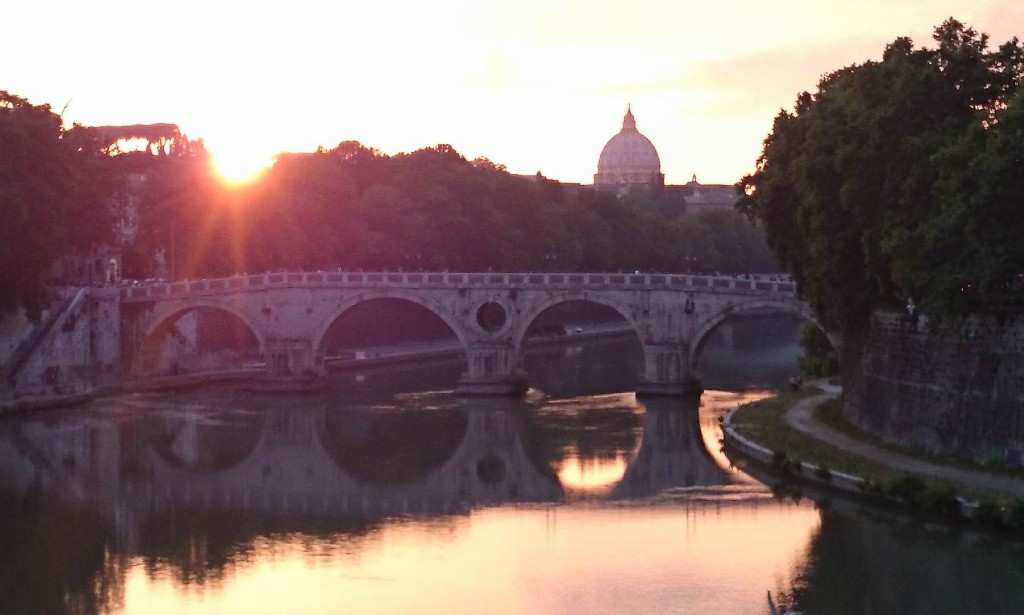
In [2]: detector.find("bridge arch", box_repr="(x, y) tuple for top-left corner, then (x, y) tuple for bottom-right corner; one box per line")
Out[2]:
(511, 294), (644, 354)
(689, 299), (821, 371)
(311, 290), (473, 359)
(137, 301), (266, 373)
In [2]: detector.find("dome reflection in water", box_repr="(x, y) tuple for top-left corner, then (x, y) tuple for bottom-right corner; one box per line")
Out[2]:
(0, 317), (1023, 614)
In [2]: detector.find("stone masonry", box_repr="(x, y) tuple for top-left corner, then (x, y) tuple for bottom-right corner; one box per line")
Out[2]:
(844, 311), (1024, 464)
(119, 271), (810, 396)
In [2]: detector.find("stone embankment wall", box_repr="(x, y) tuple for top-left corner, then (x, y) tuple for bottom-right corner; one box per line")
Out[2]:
(844, 311), (1024, 464)
(5, 288), (121, 397)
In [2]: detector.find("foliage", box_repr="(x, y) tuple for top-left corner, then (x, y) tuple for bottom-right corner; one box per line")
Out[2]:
(729, 389), (895, 481)
(798, 323), (838, 378)
(901, 90), (1024, 319)
(885, 475), (928, 506)
(3, 91), (781, 313)
(973, 498), (1008, 528)
(737, 20), (1024, 332)
(1009, 499), (1024, 529)
(128, 141), (779, 279)
(0, 92), (118, 318)
(814, 464), (833, 483)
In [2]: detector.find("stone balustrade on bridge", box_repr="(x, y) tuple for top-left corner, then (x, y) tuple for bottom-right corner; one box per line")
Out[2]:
(120, 271), (797, 303)
(118, 270), (812, 397)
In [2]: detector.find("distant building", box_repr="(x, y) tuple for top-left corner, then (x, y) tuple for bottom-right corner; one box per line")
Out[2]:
(593, 106), (664, 195)
(591, 107), (738, 212)
(677, 174), (738, 214)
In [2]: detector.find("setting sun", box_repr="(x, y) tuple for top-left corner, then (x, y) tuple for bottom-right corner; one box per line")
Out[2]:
(211, 145), (272, 184)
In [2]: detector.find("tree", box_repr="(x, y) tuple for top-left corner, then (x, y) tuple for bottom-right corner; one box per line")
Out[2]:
(737, 20), (1023, 333)
(899, 90), (1024, 319)
(0, 92), (115, 318)
(799, 324), (838, 378)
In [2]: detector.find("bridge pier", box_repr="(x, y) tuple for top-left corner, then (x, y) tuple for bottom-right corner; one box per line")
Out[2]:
(264, 338), (325, 382)
(456, 342), (527, 396)
(635, 344), (700, 397)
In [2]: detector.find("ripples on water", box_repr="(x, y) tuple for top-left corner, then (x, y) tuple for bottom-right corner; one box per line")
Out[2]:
(1, 336), (1023, 614)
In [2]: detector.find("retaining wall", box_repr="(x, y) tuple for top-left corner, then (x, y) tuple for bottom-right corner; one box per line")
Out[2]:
(844, 311), (1024, 464)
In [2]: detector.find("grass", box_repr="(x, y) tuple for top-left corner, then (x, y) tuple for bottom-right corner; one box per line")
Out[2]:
(730, 388), (899, 484)
(730, 390), (1024, 524)
(814, 398), (1024, 480)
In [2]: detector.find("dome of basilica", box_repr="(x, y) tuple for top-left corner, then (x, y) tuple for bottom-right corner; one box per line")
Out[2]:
(594, 107), (663, 190)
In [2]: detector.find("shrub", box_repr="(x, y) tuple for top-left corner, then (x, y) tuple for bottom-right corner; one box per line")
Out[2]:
(814, 465), (833, 483)
(886, 476), (927, 508)
(974, 499), (1008, 528)
(1008, 499), (1024, 530)
(917, 484), (962, 521)
(771, 451), (796, 476)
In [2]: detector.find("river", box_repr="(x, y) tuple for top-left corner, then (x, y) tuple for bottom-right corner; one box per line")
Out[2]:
(1, 320), (1022, 614)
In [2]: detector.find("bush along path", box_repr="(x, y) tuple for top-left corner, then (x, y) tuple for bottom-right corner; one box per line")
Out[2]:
(722, 388), (1024, 531)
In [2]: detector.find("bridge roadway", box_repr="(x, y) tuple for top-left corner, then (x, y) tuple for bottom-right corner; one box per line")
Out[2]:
(120, 271), (814, 396)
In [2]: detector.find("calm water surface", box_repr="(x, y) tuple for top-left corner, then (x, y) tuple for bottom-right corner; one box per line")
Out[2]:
(2, 334), (1023, 615)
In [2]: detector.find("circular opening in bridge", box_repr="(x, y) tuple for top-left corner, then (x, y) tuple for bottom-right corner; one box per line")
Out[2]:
(520, 300), (642, 397)
(475, 302), (507, 333)
(476, 454), (507, 484)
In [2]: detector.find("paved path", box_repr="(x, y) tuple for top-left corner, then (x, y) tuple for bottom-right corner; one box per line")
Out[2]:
(785, 390), (1024, 498)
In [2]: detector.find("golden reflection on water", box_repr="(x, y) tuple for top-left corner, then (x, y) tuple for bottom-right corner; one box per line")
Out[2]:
(107, 389), (822, 615)
(556, 450), (630, 494)
(118, 502), (820, 615)
(697, 389), (775, 479)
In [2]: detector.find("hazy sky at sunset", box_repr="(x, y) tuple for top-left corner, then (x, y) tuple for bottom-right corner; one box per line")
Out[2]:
(8, 1), (1024, 184)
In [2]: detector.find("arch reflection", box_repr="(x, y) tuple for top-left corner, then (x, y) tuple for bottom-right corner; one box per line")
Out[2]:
(612, 396), (735, 498)
(0, 386), (774, 611)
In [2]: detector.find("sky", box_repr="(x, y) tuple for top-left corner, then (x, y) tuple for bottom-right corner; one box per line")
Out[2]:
(7, 0), (1024, 184)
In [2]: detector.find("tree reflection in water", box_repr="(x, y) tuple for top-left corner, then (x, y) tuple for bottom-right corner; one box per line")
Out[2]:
(784, 507), (1024, 614)
(0, 331), (1022, 614)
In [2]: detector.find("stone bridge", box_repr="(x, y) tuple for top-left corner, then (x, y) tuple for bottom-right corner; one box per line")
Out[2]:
(120, 271), (814, 395)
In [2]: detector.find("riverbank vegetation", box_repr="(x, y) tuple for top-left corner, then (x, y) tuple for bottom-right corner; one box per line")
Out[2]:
(730, 389), (893, 481)
(797, 325), (838, 379)
(731, 393), (1024, 527)
(737, 19), (1024, 330)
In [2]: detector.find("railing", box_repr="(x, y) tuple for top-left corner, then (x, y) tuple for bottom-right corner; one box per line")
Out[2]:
(120, 271), (798, 302)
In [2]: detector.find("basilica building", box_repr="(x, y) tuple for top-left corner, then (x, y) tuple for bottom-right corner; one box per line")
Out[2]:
(593, 106), (664, 192)
(592, 107), (737, 213)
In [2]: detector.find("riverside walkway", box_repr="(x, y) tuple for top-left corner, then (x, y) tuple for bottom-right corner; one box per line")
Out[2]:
(785, 389), (1024, 498)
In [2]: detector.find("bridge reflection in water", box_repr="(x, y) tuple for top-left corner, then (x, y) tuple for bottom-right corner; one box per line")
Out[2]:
(2, 337), (1024, 615)
(0, 390), (747, 534)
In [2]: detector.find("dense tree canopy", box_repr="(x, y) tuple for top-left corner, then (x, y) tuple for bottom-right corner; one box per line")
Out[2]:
(128, 141), (778, 279)
(2, 93), (780, 319)
(737, 20), (1024, 332)
(0, 92), (117, 319)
